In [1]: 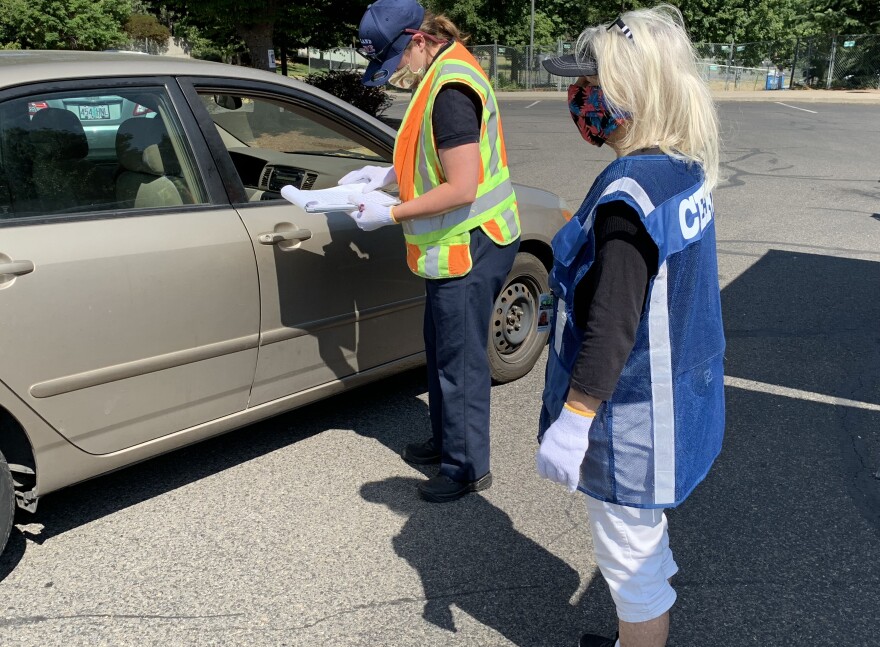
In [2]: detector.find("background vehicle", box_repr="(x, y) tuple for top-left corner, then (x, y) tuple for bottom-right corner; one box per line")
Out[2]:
(0, 51), (569, 556)
(28, 95), (156, 161)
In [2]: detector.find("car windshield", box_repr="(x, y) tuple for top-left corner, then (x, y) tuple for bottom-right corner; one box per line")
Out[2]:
(201, 95), (385, 161)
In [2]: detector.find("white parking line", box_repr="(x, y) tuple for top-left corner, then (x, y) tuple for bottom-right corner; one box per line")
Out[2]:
(525, 100), (541, 109)
(725, 376), (880, 411)
(775, 102), (818, 114)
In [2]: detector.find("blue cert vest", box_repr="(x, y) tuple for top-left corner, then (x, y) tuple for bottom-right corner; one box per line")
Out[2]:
(540, 155), (725, 508)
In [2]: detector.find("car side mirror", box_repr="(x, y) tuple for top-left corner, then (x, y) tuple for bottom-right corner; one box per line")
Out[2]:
(214, 94), (243, 110)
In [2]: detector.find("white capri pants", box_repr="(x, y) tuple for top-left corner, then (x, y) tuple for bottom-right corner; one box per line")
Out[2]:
(584, 495), (679, 623)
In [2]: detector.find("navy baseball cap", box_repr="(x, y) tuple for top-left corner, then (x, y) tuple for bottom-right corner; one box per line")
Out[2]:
(357, 0), (425, 86)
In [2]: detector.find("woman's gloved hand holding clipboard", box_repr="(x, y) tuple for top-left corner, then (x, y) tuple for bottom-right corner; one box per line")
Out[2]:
(280, 183), (398, 214)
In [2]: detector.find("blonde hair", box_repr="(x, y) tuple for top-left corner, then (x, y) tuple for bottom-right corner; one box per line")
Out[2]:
(576, 5), (720, 190)
(419, 12), (469, 44)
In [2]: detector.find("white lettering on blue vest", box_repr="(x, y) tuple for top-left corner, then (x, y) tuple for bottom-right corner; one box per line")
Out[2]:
(678, 184), (714, 240)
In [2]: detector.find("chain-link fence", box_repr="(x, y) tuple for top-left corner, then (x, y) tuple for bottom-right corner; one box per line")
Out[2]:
(303, 47), (363, 72)
(694, 41), (794, 91)
(301, 35), (880, 91)
(118, 38), (170, 56)
(791, 35), (880, 89)
(469, 43), (573, 90)
(691, 36), (880, 90)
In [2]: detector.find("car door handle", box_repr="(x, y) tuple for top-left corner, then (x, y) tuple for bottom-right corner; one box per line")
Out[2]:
(0, 260), (35, 276)
(258, 229), (312, 245)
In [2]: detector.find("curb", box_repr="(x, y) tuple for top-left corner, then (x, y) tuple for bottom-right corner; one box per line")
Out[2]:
(489, 89), (880, 104)
(387, 89), (880, 107)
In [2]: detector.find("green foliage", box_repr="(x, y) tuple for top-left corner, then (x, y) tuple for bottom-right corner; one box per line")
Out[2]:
(171, 21), (242, 63)
(125, 14), (171, 44)
(160, 0), (275, 67)
(1, 0), (876, 65)
(802, 0), (878, 35)
(495, 73), (523, 90)
(426, 0), (530, 45)
(425, 0), (878, 49)
(0, 0), (131, 50)
(303, 69), (393, 117)
(161, 0), (369, 68)
(274, 0), (369, 51)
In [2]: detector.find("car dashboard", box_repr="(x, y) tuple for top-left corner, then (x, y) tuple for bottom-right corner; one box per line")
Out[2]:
(227, 148), (384, 203)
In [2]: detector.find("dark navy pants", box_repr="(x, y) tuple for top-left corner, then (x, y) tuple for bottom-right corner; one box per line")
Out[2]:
(424, 228), (519, 482)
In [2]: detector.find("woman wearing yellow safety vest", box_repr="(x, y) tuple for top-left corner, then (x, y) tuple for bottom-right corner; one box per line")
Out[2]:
(340, 0), (520, 502)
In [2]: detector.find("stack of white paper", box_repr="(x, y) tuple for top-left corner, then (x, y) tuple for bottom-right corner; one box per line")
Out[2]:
(280, 183), (399, 213)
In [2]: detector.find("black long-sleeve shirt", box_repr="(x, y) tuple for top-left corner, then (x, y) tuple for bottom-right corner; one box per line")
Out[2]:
(569, 200), (659, 401)
(429, 85), (658, 400)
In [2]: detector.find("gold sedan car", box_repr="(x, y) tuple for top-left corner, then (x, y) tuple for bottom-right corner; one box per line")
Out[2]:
(0, 51), (569, 555)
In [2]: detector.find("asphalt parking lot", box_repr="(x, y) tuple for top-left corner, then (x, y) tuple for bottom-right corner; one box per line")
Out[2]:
(1, 93), (878, 647)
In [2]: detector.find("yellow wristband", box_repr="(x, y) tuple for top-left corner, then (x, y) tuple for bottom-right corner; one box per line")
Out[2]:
(389, 206), (399, 224)
(563, 403), (596, 419)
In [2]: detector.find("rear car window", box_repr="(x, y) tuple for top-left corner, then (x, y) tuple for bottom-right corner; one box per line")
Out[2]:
(0, 87), (208, 222)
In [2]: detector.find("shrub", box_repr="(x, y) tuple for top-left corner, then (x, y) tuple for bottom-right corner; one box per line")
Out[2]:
(303, 69), (393, 118)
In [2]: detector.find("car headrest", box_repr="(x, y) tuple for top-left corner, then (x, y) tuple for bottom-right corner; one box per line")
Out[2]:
(30, 108), (89, 160)
(116, 117), (179, 176)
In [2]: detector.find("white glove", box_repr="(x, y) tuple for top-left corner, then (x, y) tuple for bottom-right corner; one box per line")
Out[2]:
(536, 404), (594, 492)
(338, 165), (397, 193)
(347, 196), (397, 232)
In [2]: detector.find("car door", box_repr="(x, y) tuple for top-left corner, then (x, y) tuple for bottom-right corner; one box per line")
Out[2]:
(0, 78), (260, 455)
(179, 78), (425, 407)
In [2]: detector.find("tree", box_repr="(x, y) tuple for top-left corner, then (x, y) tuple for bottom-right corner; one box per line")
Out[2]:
(425, 0), (536, 44)
(125, 14), (172, 53)
(803, 0), (880, 35)
(0, 0), (131, 50)
(161, 0), (279, 68)
(275, 0), (368, 51)
(162, 0), (369, 69)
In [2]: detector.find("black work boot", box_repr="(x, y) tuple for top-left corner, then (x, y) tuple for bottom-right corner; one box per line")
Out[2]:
(579, 632), (618, 647)
(417, 473), (493, 503)
(402, 438), (441, 465)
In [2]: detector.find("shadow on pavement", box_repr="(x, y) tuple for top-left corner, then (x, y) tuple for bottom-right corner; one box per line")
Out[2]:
(0, 366), (433, 582)
(4, 249), (878, 647)
(598, 249), (879, 646)
(361, 476), (591, 647)
(366, 249), (880, 645)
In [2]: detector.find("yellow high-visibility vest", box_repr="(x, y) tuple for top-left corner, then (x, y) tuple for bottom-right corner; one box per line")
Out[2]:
(394, 41), (520, 279)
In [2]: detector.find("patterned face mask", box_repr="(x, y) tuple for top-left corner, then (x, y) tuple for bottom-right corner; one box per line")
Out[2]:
(568, 84), (627, 147)
(388, 63), (425, 89)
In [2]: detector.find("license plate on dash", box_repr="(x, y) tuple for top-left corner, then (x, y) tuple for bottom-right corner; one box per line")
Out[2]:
(78, 104), (111, 120)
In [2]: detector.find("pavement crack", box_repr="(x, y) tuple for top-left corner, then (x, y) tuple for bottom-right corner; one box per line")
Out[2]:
(220, 584), (553, 634)
(0, 612), (244, 628)
(544, 496), (584, 549)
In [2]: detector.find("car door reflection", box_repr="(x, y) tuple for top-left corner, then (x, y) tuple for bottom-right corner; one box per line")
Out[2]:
(272, 210), (424, 383)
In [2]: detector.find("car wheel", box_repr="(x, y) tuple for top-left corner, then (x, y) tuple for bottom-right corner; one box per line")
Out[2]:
(489, 252), (550, 384)
(0, 449), (13, 557)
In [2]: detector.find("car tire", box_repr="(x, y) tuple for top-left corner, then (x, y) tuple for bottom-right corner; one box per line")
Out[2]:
(489, 252), (550, 384)
(0, 449), (14, 557)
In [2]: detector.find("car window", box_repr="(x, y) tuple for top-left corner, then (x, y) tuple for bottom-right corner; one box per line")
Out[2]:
(0, 87), (208, 222)
(197, 92), (391, 202)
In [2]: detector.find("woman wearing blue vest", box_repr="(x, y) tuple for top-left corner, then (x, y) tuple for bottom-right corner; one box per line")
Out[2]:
(340, 0), (520, 502)
(536, 6), (724, 647)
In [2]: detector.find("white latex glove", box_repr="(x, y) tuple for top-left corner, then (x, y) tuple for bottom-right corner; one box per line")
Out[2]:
(338, 165), (397, 193)
(536, 404), (594, 492)
(347, 195), (397, 232)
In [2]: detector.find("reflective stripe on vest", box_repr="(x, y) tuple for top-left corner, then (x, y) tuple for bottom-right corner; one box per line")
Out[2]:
(394, 42), (520, 279)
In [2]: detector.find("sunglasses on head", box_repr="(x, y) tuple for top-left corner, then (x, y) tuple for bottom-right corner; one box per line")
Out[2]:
(357, 28), (445, 63)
